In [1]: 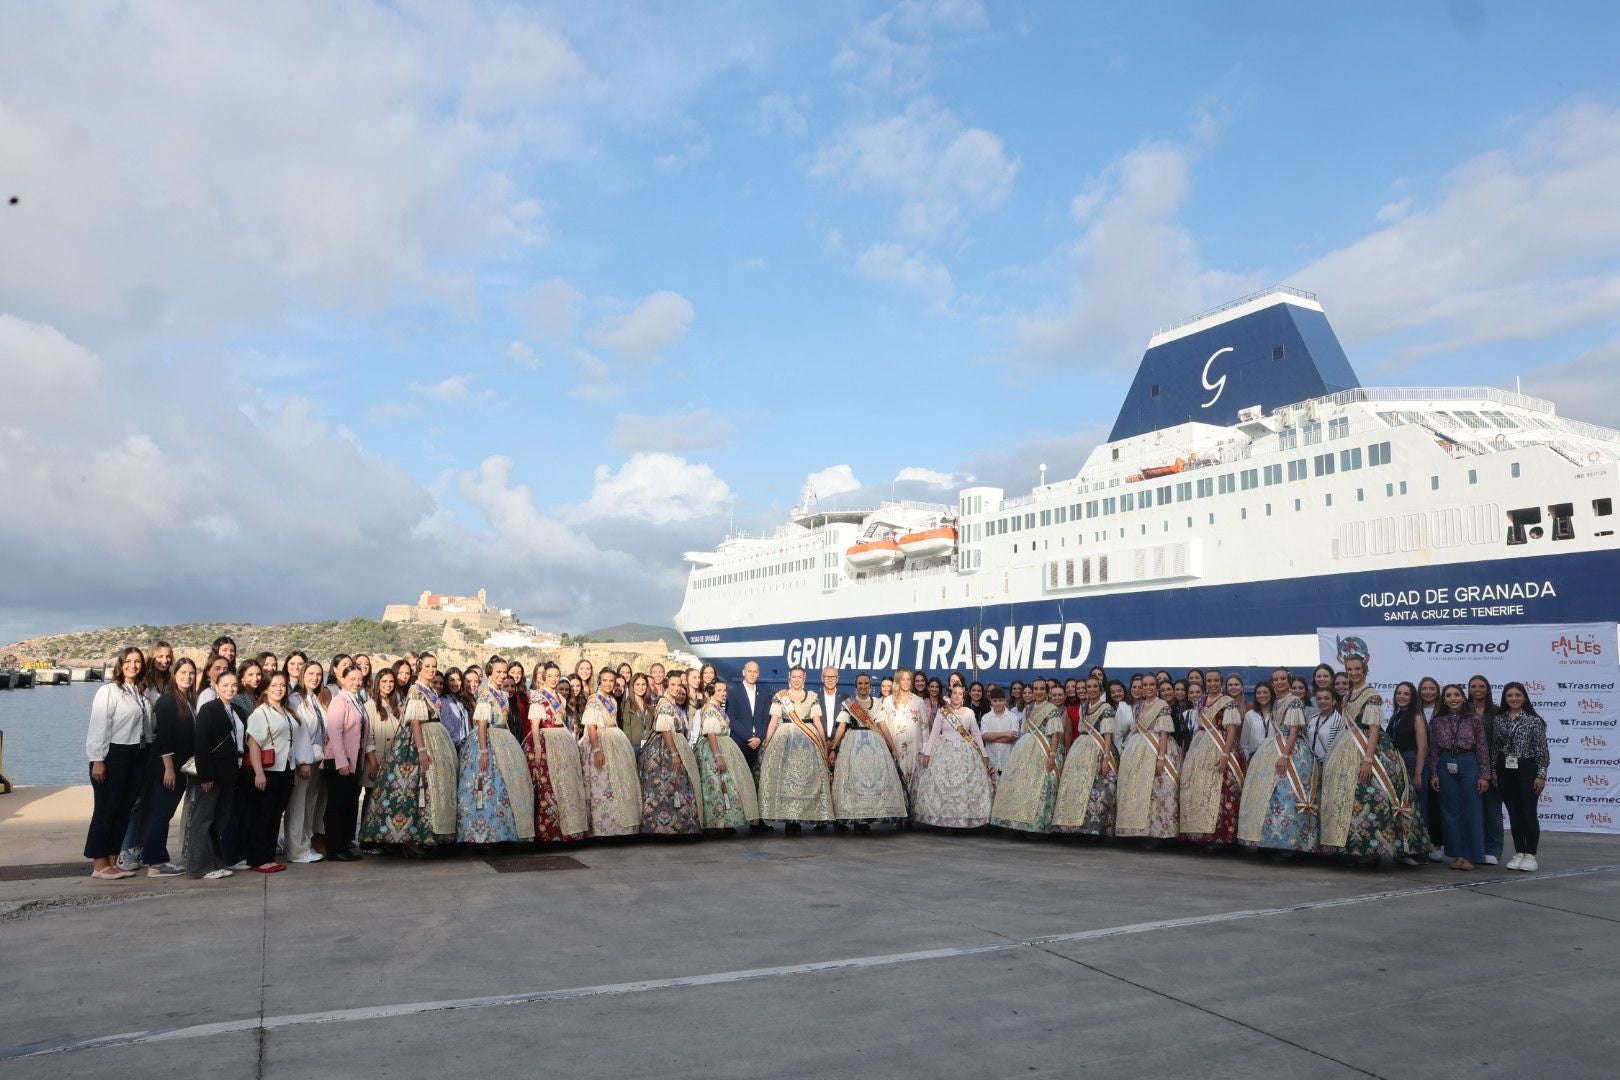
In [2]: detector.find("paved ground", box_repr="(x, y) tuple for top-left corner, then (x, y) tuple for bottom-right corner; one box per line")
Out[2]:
(1, 791), (1616, 1079)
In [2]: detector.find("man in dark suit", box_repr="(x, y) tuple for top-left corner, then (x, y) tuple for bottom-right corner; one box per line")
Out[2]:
(725, 659), (773, 830)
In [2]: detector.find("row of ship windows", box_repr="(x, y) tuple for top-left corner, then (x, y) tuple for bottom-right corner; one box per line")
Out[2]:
(975, 441), (1394, 539)
(692, 556), (816, 590)
(1277, 415), (1352, 450)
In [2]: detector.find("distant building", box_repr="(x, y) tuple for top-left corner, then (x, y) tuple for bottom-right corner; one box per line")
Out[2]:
(484, 629), (563, 650)
(382, 588), (504, 632)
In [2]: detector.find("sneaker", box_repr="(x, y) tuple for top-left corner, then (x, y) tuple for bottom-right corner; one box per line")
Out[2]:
(1506, 853), (1525, 870)
(116, 850), (143, 872)
(202, 868), (234, 880)
(228, 861), (250, 871)
(146, 863), (185, 878)
(1520, 855), (1538, 872)
(1483, 855), (1499, 866)
(292, 852), (325, 864)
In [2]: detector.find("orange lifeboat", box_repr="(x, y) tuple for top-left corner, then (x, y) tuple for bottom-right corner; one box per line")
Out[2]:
(846, 537), (903, 571)
(897, 526), (957, 560)
(1140, 458), (1187, 479)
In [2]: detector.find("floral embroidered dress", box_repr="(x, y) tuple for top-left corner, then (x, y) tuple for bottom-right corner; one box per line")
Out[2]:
(456, 686), (536, 845)
(578, 693), (641, 837)
(361, 683), (457, 847)
(1237, 693), (1320, 852)
(525, 687), (590, 842)
(911, 706), (993, 829)
(759, 691), (834, 823)
(878, 691), (928, 791)
(1320, 685), (1424, 858)
(1180, 694), (1246, 845)
(696, 703), (758, 831)
(1115, 698), (1180, 839)
(990, 700), (1066, 832)
(1053, 701), (1117, 836)
(639, 696), (703, 835)
(830, 697), (907, 825)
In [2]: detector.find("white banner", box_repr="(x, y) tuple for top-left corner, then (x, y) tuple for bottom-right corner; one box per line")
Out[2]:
(1317, 623), (1620, 835)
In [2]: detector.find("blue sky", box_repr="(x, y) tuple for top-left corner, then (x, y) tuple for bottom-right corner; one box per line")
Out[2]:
(3, 0), (1619, 642)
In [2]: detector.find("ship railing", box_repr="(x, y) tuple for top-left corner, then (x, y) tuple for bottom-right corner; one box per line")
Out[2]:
(1154, 284), (1318, 336)
(1293, 385), (1558, 417)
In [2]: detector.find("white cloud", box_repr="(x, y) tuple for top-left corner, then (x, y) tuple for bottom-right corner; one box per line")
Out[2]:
(610, 409), (733, 454)
(895, 466), (969, 487)
(512, 278), (585, 344)
(570, 453), (733, 525)
(893, 0), (989, 35)
(1005, 135), (1256, 368)
(507, 340), (539, 368)
(857, 242), (954, 308)
(585, 290), (696, 363)
(655, 138), (712, 172)
(1295, 99), (1620, 359)
(802, 464), (863, 502)
(756, 94), (808, 138)
(411, 375), (472, 402)
(1522, 337), (1620, 429)
(369, 402), (423, 423)
(741, 256), (769, 273)
(812, 98), (1017, 242)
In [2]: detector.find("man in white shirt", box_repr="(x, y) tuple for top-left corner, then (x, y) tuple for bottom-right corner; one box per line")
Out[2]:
(819, 667), (847, 742)
(979, 686), (1020, 778)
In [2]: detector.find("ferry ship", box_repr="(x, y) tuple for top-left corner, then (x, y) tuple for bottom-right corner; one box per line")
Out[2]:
(674, 286), (1620, 685)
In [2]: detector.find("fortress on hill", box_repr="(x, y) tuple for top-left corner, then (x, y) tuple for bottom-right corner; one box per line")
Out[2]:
(381, 588), (504, 633)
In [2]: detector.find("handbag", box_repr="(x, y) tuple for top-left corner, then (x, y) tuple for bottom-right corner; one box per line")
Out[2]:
(244, 747), (276, 769)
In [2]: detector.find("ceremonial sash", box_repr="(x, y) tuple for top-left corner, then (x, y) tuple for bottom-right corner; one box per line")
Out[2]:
(776, 692), (826, 749)
(941, 707), (981, 756)
(844, 698), (897, 756)
(1275, 734), (1317, 814)
(1081, 704), (1114, 757)
(1341, 718), (1411, 819)
(1022, 704), (1056, 759)
(1137, 702), (1178, 783)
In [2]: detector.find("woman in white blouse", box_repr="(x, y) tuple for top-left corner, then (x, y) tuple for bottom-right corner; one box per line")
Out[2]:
(85, 647), (152, 881)
(245, 671), (297, 873)
(283, 662), (327, 864)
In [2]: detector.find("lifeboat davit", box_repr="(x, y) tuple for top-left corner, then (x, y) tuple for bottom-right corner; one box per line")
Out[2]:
(897, 526), (957, 560)
(1140, 458), (1187, 479)
(846, 537), (903, 571)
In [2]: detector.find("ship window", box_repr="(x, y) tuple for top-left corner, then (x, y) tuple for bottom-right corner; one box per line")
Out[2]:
(1158, 485), (1173, 505)
(1011, 517), (1020, 532)
(1550, 502), (1575, 541)
(1151, 384), (1160, 397)
(1241, 468), (1258, 490)
(1241, 507), (1247, 520)
(1112, 448), (1120, 461)
(1340, 447), (1362, 471)
(1087, 500), (1098, 518)
(1264, 464), (1282, 485)
(1174, 481), (1190, 501)
(1266, 503), (1273, 516)
(1120, 494), (1133, 512)
(1098, 555), (1108, 582)
(1368, 441), (1391, 467)
(1025, 513), (1036, 529)
(1325, 494), (1333, 507)
(1329, 417), (1350, 440)
(1511, 462), (1521, 478)
(1273, 344), (1285, 361)
(1208, 513), (1215, 525)
(1313, 454), (1335, 477)
(1278, 427), (1298, 450)
(1303, 421), (1323, 446)
(1294, 499), (1302, 512)
(1431, 475), (1440, 490)
(1139, 489), (1153, 508)
(1218, 473), (1235, 494)
(1286, 459), (1305, 482)
(1056, 506), (1067, 523)
(1104, 497), (1117, 515)
(1041, 510), (1052, 527)
(1049, 562), (1059, 588)
(1196, 477), (1213, 498)
(1400, 481), (1408, 495)
(1357, 488), (1365, 501)
(1468, 469), (1478, 485)
(1065, 559), (1075, 586)
(1082, 558), (1091, 584)
(1596, 498), (1614, 517)
(1506, 506), (1541, 545)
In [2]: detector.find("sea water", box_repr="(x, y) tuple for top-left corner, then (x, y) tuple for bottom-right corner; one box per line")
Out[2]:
(0, 681), (101, 787)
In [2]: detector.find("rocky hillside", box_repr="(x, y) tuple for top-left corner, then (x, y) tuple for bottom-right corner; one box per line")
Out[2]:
(4, 619), (449, 667)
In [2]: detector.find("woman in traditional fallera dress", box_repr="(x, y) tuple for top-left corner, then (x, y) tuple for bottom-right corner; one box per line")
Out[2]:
(990, 680), (1066, 833)
(911, 684), (994, 829)
(579, 672), (642, 837)
(878, 667), (928, 794)
(695, 682), (758, 832)
(1180, 675), (1248, 846)
(829, 672), (907, 829)
(525, 663), (590, 843)
(362, 658), (459, 850)
(1238, 671), (1320, 854)
(1053, 677), (1118, 837)
(1115, 678), (1181, 840)
(758, 666), (834, 832)
(1320, 656), (1425, 863)
(639, 681), (704, 836)
(456, 658), (536, 845)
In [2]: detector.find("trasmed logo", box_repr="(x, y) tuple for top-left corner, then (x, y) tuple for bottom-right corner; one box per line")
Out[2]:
(1403, 639), (1509, 656)
(1547, 736), (1570, 746)
(1559, 681), (1617, 692)
(1550, 633), (1605, 660)
(1545, 774), (1572, 785)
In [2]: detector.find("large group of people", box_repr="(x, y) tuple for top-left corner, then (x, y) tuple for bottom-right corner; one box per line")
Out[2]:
(82, 637), (1551, 881)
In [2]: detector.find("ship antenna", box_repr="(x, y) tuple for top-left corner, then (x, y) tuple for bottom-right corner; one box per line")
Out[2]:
(1039, 462), (1047, 488)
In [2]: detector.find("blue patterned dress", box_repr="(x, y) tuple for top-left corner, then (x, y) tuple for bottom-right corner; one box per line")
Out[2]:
(456, 687), (531, 844)
(638, 697), (702, 835)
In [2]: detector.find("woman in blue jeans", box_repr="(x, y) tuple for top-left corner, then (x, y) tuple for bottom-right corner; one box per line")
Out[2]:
(1429, 684), (1491, 871)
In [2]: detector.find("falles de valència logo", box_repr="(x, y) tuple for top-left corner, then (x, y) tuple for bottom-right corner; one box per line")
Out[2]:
(1334, 636), (1370, 666)
(1549, 633), (1605, 660)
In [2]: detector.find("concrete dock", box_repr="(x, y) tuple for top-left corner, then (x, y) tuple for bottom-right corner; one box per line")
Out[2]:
(1, 786), (1616, 1078)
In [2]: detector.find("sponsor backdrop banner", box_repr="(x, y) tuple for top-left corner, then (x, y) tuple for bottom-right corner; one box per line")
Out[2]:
(1318, 623), (1620, 835)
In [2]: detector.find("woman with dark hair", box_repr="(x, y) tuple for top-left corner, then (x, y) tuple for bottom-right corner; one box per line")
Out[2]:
(622, 672), (654, 747)
(1320, 656), (1424, 865)
(1106, 679), (1133, 753)
(1418, 675), (1446, 860)
(457, 656), (533, 846)
(140, 657), (198, 876)
(925, 677), (945, 722)
(1053, 676), (1118, 838)
(244, 671), (297, 873)
(440, 669), (469, 748)
(879, 668), (929, 795)
(911, 683), (994, 830)
(283, 661), (327, 864)
(1493, 683), (1548, 872)
(184, 669), (245, 880)
(1115, 677), (1179, 841)
(143, 641), (174, 699)
(85, 647), (150, 881)
(1238, 671), (1318, 855)
(1467, 674), (1503, 865)
(359, 669), (402, 833)
(991, 679), (1066, 833)
(968, 681), (987, 720)
(580, 670), (642, 838)
(526, 662), (590, 843)
(508, 662), (531, 737)
(566, 674), (587, 730)
(1386, 681), (1430, 862)
(195, 654), (230, 707)
(1181, 674), (1247, 847)
(1429, 683), (1490, 870)
(699, 663), (718, 696)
